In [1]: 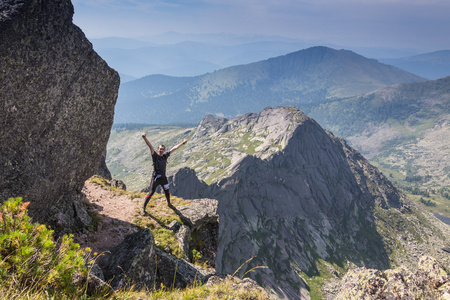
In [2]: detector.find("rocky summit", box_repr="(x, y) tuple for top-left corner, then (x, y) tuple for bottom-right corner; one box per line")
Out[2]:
(169, 106), (449, 299)
(0, 0), (120, 229)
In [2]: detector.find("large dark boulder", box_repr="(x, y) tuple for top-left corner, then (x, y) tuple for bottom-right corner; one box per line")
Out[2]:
(102, 228), (157, 290)
(0, 0), (120, 227)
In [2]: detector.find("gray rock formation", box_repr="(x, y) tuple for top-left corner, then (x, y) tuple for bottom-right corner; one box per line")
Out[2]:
(0, 0), (120, 227)
(97, 149), (112, 180)
(102, 228), (212, 290)
(170, 107), (449, 299)
(176, 199), (219, 266)
(110, 179), (126, 190)
(168, 221), (191, 261)
(102, 228), (157, 290)
(169, 167), (209, 199)
(337, 256), (450, 299)
(176, 198), (219, 228)
(155, 248), (212, 289)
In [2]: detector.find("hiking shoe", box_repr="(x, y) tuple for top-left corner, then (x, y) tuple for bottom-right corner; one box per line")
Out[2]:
(141, 207), (147, 216)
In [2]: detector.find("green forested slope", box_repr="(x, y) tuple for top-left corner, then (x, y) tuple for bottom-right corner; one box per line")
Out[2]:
(115, 46), (424, 124)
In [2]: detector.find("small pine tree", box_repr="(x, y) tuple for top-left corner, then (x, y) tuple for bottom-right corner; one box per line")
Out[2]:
(0, 197), (89, 296)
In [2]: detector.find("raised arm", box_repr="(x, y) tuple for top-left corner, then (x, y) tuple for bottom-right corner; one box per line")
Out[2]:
(142, 133), (155, 155)
(169, 139), (188, 153)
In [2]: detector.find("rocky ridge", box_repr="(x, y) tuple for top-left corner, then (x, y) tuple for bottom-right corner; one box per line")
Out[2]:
(0, 0), (120, 228)
(167, 106), (449, 299)
(337, 256), (450, 299)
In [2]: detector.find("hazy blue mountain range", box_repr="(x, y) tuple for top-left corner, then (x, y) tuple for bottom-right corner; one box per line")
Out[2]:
(90, 32), (431, 81)
(114, 46), (425, 124)
(91, 37), (311, 80)
(380, 50), (450, 80)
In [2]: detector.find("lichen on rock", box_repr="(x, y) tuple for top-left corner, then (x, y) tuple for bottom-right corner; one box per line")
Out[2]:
(337, 256), (450, 299)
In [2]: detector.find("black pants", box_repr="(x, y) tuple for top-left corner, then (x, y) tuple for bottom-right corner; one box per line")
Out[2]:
(143, 174), (170, 208)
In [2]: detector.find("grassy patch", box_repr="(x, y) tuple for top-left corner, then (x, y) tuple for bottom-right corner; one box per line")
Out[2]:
(89, 176), (128, 195)
(238, 132), (264, 155)
(119, 276), (269, 300)
(134, 194), (191, 259)
(299, 259), (347, 300)
(408, 194), (450, 218)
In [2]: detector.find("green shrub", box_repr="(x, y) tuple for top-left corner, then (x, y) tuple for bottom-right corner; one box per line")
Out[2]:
(0, 197), (88, 297)
(419, 197), (437, 207)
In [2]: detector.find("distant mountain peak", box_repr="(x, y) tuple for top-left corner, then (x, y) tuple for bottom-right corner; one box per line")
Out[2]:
(116, 46), (425, 125)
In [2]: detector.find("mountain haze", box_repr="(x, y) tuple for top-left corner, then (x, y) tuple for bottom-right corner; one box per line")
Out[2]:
(306, 76), (450, 188)
(115, 46), (425, 124)
(380, 50), (450, 80)
(91, 36), (311, 79)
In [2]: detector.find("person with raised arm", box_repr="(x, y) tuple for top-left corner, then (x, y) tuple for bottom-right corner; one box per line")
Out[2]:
(141, 133), (187, 214)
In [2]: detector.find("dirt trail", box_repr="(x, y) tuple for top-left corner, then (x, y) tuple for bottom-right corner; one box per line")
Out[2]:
(74, 180), (141, 257)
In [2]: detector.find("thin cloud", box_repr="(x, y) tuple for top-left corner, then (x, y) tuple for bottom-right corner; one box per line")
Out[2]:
(72, 0), (450, 51)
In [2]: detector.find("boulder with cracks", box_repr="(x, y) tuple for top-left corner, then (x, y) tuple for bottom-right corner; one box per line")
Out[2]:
(0, 0), (120, 231)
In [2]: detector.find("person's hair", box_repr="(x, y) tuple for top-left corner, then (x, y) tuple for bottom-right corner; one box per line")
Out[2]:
(158, 144), (166, 150)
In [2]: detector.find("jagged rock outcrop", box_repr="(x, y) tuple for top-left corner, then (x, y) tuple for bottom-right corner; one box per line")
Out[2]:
(171, 106), (449, 299)
(176, 198), (219, 228)
(102, 228), (212, 290)
(0, 0), (120, 227)
(176, 199), (219, 266)
(102, 228), (157, 290)
(110, 179), (126, 190)
(337, 256), (450, 299)
(169, 167), (210, 199)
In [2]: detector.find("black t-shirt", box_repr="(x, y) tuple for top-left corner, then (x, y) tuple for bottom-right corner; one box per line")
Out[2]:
(152, 151), (171, 176)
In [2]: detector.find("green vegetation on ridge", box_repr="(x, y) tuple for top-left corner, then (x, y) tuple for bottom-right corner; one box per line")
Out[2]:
(0, 194), (269, 299)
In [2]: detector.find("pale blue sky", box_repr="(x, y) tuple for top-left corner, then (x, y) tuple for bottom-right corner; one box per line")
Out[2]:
(72, 0), (450, 52)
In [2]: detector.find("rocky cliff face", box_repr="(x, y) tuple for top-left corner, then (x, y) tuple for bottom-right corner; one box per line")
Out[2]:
(0, 0), (120, 228)
(170, 107), (449, 299)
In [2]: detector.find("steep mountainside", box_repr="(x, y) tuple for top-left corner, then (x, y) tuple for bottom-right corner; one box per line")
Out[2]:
(165, 107), (449, 299)
(115, 46), (424, 124)
(305, 76), (450, 189)
(0, 0), (119, 227)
